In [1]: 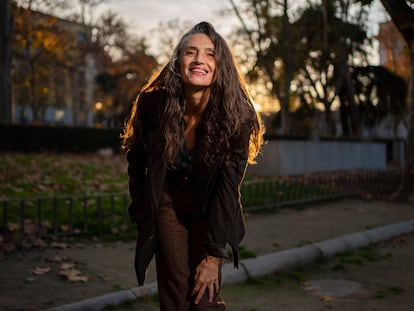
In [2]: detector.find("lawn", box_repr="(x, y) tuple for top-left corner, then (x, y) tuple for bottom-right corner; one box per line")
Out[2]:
(0, 153), (129, 200)
(0, 153), (344, 239)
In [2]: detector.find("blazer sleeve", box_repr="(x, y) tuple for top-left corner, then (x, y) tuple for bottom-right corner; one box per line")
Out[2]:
(203, 125), (250, 258)
(126, 97), (148, 224)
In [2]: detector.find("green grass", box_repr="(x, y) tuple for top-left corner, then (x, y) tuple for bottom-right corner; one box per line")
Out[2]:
(0, 153), (128, 199)
(375, 286), (404, 299)
(0, 153), (344, 240)
(330, 246), (392, 271)
(1, 153), (341, 202)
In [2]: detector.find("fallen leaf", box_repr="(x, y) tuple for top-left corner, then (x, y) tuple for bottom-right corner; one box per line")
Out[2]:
(41, 221), (52, 230)
(60, 224), (70, 233)
(320, 295), (334, 302)
(31, 238), (48, 249)
(68, 274), (89, 282)
(393, 235), (407, 244)
(60, 262), (76, 270)
(32, 266), (51, 275)
(46, 254), (67, 263)
(7, 223), (19, 232)
(74, 243), (85, 249)
(24, 223), (38, 235)
(99, 274), (113, 282)
(50, 242), (68, 249)
(58, 268), (89, 283)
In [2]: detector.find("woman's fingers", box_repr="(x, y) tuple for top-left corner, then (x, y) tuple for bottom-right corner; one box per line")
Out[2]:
(194, 284), (207, 304)
(192, 256), (221, 304)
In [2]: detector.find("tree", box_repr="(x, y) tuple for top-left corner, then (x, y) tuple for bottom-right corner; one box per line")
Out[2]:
(293, 0), (369, 137)
(12, 4), (75, 122)
(93, 12), (158, 127)
(352, 65), (407, 137)
(229, 0), (370, 137)
(229, 0), (296, 135)
(0, 0), (13, 124)
(357, 0), (414, 201)
(11, 0), (156, 126)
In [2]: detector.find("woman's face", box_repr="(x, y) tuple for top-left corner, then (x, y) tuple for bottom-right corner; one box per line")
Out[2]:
(179, 34), (216, 89)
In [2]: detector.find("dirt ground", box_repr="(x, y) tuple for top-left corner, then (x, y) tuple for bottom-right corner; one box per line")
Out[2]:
(127, 233), (414, 311)
(0, 199), (413, 311)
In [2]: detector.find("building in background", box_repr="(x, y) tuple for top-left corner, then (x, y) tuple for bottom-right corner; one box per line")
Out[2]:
(377, 21), (411, 86)
(12, 7), (97, 126)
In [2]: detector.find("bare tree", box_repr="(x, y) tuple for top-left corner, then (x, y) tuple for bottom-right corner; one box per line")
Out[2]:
(357, 0), (414, 201)
(380, 0), (414, 201)
(0, 0), (13, 124)
(229, 0), (294, 135)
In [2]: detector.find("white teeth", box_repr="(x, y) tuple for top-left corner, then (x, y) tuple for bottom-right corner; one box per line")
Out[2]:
(190, 69), (207, 74)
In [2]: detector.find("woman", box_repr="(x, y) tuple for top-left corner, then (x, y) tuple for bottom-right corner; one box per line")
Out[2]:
(122, 21), (264, 310)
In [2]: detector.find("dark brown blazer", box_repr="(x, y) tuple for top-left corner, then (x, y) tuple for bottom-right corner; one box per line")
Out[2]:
(127, 89), (250, 286)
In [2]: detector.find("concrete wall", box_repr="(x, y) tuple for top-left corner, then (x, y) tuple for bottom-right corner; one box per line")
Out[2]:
(246, 140), (387, 177)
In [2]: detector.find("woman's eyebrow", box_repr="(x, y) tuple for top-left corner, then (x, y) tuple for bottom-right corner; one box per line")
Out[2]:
(184, 45), (215, 51)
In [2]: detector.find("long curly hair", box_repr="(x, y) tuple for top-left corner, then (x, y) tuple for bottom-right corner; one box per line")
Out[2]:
(122, 21), (264, 166)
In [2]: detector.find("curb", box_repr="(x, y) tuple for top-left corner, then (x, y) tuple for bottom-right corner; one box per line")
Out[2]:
(47, 219), (414, 311)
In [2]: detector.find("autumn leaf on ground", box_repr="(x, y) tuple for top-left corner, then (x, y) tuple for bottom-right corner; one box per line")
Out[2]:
(301, 281), (312, 290)
(7, 223), (19, 232)
(98, 274), (113, 282)
(392, 235), (407, 244)
(58, 268), (89, 283)
(46, 254), (67, 263)
(31, 238), (48, 248)
(73, 243), (85, 249)
(23, 220), (39, 235)
(60, 262), (76, 270)
(60, 224), (70, 233)
(21, 236), (48, 250)
(50, 242), (68, 249)
(32, 266), (51, 275)
(320, 295), (334, 302)
(41, 221), (52, 230)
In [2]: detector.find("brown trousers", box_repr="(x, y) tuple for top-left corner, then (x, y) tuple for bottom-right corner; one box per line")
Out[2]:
(155, 181), (225, 311)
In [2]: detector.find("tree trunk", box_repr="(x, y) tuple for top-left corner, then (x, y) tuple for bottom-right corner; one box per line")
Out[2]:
(380, 0), (414, 201)
(29, 61), (39, 122)
(0, 0), (13, 124)
(391, 40), (414, 201)
(336, 60), (361, 137)
(279, 0), (292, 136)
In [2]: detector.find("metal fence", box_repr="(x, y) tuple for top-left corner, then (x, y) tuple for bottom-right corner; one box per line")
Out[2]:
(0, 168), (402, 241)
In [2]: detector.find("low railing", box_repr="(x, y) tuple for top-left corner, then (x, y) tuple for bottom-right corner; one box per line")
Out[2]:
(0, 168), (402, 241)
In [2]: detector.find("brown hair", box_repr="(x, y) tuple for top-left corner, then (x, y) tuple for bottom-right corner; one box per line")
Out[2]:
(121, 21), (264, 165)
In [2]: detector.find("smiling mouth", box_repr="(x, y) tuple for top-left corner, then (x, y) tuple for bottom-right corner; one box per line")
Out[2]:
(189, 68), (208, 75)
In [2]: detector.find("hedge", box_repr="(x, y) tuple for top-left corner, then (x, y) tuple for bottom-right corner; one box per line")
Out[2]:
(0, 124), (122, 153)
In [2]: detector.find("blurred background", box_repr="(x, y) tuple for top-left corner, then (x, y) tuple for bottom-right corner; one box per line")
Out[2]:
(0, 0), (410, 137)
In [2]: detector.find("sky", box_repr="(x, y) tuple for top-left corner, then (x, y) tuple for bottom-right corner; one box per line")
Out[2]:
(94, 0), (389, 63)
(95, 0), (237, 37)
(95, 0), (389, 35)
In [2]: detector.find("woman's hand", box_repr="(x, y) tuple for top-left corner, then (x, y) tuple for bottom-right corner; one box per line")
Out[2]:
(191, 255), (222, 304)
